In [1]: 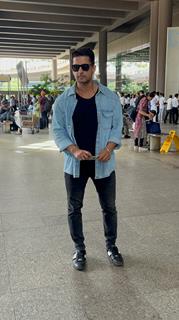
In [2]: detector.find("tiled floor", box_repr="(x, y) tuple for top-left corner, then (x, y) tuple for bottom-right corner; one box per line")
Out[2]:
(0, 124), (178, 320)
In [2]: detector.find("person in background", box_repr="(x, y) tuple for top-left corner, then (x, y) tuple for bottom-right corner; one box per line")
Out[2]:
(155, 91), (160, 122)
(53, 48), (124, 271)
(133, 93), (153, 152)
(164, 95), (173, 124)
(28, 99), (40, 133)
(120, 92), (125, 110)
(14, 108), (23, 135)
(135, 90), (144, 109)
(122, 110), (131, 139)
(9, 95), (17, 111)
(149, 92), (157, 122)
(39, 89), (49, 128)
(130, 94), (136, 108)
(0, 100), (13, 122)
(158, 93), (166, 123)
(31, 95), (36, 106)
(172, 93), (178, 124)
(124, 94), (130, 110)
(28, 101), (34, 113)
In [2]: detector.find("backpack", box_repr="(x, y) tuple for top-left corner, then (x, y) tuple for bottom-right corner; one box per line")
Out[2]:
(44, 98), (52, 113)
(129, 107), (137, 122)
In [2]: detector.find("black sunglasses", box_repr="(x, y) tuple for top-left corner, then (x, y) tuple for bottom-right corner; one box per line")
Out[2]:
(72, 64), (92, 72)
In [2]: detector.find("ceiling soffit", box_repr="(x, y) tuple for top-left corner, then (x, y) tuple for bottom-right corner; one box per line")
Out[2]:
(0, 0), (152, 58)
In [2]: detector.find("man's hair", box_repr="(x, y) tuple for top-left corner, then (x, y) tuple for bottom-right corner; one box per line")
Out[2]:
(40, 89), (47, 95)
(149, 92), (155, 98)
(139, 90), (144, 95)
(72, 48), (95, 65)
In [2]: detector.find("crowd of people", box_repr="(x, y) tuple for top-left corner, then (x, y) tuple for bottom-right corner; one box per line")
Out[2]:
(0, 90), (55, 134)
(1, 88), (178, 143)
(118, 90), (179, 151)
(119, 91), (179, 124)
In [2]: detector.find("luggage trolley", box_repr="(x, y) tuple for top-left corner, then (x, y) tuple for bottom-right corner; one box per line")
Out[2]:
(20, 110), (37, 134)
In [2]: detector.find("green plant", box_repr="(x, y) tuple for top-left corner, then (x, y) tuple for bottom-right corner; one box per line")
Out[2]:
(29, 73), (67, 96)
(121, 75), (149, 93)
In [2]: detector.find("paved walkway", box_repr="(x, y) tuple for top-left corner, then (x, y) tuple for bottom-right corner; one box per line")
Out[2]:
(0, 124), (178, 320)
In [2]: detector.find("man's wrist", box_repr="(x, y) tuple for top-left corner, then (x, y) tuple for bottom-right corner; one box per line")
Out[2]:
(105, 146), (111, 153)
(106, 143), (116, 153)
(68, 145), (79, 154)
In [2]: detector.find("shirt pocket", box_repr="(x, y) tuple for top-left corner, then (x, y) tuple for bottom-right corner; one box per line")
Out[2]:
(101, 110), (113, 129)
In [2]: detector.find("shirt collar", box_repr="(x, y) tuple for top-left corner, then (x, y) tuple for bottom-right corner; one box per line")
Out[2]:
(67, 81), (106, 97)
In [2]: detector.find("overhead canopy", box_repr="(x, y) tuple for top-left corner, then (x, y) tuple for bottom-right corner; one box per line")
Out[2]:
(0, 0), (152, 58)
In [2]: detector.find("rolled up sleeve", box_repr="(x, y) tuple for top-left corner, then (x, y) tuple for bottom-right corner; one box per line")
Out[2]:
(108, 96), (123, 149)
(52, 97), (73, 152)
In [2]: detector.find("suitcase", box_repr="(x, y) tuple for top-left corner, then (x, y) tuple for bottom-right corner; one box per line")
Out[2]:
(40, 117), (46, 129)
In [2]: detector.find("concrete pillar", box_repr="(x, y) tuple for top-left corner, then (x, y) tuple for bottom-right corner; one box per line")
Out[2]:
(156, 0), (172, 93)
(99, 31), (107, 86)
(149, 0), (159, 92)
(51, 57), (58, 81)
(69, 49), (75, 83)
(116, 55), (122, 92)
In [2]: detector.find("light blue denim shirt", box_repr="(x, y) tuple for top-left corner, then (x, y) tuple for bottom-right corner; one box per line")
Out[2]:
(52, 82), (123, 179)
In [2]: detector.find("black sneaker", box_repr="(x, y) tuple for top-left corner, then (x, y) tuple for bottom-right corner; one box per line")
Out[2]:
(72, 250), (86, 271)
(107, 246), (124, 267)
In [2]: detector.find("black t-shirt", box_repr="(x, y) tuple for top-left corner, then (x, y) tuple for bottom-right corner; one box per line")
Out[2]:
(73, 93), (98, 154)
(72, 92), (98, 176)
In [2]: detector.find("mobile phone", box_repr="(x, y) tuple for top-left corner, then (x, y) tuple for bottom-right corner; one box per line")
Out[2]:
(89, 155), (98, 160)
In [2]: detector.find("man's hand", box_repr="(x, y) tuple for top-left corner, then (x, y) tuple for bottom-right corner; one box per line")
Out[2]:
(67, 145), (92, 160)
(98, 143), (116, 162)
(98, 147), (111, 162)
(73, 149), (92, 160)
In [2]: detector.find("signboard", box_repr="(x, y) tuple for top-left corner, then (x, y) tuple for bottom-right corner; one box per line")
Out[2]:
(0, 75), (11, 82)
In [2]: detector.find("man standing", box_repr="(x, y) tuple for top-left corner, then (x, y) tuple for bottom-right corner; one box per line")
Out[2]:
(172, 93), (179, 124)
(53, 48), (123, 271)
(39, 89), (48, 129)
